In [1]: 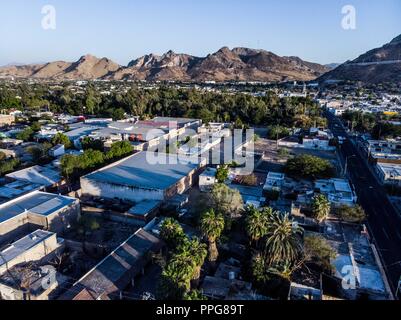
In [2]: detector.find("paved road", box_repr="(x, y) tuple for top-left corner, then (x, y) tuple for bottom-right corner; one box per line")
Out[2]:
(327, 112), (401, 298)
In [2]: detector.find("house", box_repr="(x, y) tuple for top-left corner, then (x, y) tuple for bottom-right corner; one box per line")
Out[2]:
(81, 151), (206, 203)
(0, 230), (63, 275)
(321, 221), (390, 300)
(314, 179), (357, 207)
(375, 163), (401, 186)
(0, 114), (15, 127)
(302, 135), (334, 151)
(49, 144), (65, 158)
(263, 172), (285, 191)
(59, 228), (164, 300)
(199, 167), (217, 192)
(5, 165), (62, 189)
(0, 191), (80, 245)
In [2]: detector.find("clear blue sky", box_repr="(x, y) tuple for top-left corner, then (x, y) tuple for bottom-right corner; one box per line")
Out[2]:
(0, 0), (400, 66)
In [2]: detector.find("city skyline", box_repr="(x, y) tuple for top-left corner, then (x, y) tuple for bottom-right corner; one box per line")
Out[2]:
(0, 0), (400, 66)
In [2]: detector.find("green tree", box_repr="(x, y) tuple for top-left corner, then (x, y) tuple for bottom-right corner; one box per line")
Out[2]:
(268, 125), (290, 140)
(160, 218), (186, 249)
(215, 165), (229, 183)
(200, 209), (225, 263)
(52, 133), (72, 149)
(311, 194), (331, 223)
(81, 137), (104, 151)
(209, 184), (243, 225)
(106, 141), (133, 160)
(245, 206), (270, 245)
(178, 238), (207, 283)
(16, 127), (34, 142)
(183, 290), (207, 301)
(336, 205), (366, 223)
(265, 211), (303, 266)
(0, 158), (20, 176)
(30, 122), (42, 132)
(284, 154), (335, 180)
(304, 235), (336, 273)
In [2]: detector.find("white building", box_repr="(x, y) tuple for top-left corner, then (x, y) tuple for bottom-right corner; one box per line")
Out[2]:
(49, 144), (65, 158)
(314, 179), (357, 207)
(264, 172), (285, 191)
(199, 167), (217, 192)
(375, 163), (401, 186)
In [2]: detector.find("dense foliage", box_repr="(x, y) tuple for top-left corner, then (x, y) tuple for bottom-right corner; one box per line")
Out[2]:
(284, 154), (335, 180)
(0, 83), (322, 127)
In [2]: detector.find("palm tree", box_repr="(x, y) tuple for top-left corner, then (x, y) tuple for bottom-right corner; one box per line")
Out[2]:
(178, 238), (207, 284)
(265, 211), (303, 266)
(311, 194), (331, 223)
(166, 253), (195, 293)
(160, 218), (186, 249)
(200, 209), (225, 263)
(159, 260), (191, 299)
(245, 206), (270, 246)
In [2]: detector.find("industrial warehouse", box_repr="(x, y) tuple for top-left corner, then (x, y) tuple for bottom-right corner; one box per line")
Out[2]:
(80, 151), (206, 203)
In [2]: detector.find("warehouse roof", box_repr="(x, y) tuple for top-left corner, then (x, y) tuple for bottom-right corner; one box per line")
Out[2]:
(0, 191), (77, 224)
(62, 228), (164, 300)
(83, 152), (203, 190)
(5, 165), (61, 187)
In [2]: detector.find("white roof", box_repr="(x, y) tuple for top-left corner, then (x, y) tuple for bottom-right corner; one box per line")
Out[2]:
(6, 165), (61, 187)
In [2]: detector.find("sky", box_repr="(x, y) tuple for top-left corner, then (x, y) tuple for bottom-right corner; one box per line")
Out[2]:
(0, 0), (400, 66)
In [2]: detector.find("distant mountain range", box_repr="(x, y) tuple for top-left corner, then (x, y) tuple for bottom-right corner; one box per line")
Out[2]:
(319, 34), (401, 84)
(2, 35), (400, 84)
(0, 47), (331, 82)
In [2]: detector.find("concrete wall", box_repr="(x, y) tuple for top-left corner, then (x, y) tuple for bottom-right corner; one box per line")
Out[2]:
(0, 213), (31, 246)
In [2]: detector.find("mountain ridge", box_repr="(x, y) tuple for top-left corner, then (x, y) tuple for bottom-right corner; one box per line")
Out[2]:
(0, 48), (330, 82)
(319, 34), (401, 84)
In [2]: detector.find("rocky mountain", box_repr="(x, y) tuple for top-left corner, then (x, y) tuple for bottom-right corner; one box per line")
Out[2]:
(319, 34), (401, 84)
(0, 48), (331, 82)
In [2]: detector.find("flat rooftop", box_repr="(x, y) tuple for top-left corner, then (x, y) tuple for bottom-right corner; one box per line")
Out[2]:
(83, 152), (202, 190)
(0, 230), (55, 268)
(377, 163), (401, 176)
(0, 180), (43, 202)
(0, 191), (76, 224)
(5, 165), (61, 187)
(128, 200), (161, 216)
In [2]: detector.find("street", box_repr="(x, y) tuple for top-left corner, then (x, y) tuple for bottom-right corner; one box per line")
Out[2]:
(327, 112), (401, 297)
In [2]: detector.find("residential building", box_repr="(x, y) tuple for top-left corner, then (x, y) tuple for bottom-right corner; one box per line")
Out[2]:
(49, 144), (65, 158)
(0, 114), (15, 127)
(199, 167), (217, 192)
(314, 179), (357, 207)
(264, 172), (285, 191)
(375, 163), (401, 186)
